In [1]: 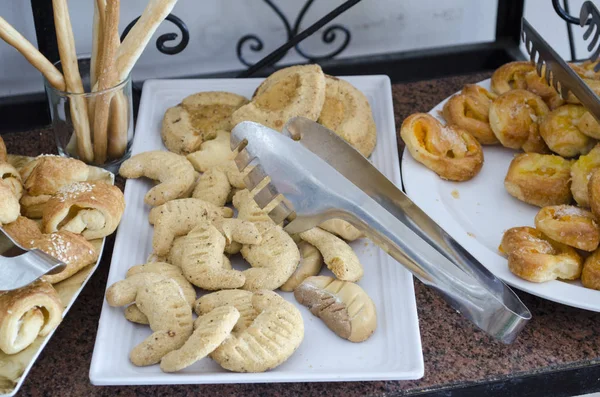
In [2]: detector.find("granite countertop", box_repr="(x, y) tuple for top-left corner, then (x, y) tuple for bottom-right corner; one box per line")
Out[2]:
(5, 72), (600, 396)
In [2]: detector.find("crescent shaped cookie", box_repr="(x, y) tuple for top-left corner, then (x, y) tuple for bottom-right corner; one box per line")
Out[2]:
(571, 144), (600, 207)
(192, 166), (231, 206)
(504, 153), (573, 207)
(194, 289), (257, 333)
(294, 276), (377, 342)
(299, 227), (363, 282)
(500, 226), (582, 283)
(401, 113), (483, 182)
(119, 151), (196, 206)
(162, 92), (248, 154)
(317, 75), (377, 157)
(490, 61), (534, 94)
(186, 131), (235, 172)
(210, 290), (304, 373)
(125, 262), (196, 306)
(231, 64), (326, 131)
(534, 205), (600, 252)
(318, 219), (362, 242)
(539, 105), (594, 158)
(280, 241), (323, 292)
(442, 84), (499, 145)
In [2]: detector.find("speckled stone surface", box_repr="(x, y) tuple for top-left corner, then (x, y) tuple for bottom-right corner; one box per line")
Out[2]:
(4, 72), (600, 396)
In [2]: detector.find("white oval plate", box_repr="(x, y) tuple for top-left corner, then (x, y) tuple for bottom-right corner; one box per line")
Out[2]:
(401, 78), (600, 312)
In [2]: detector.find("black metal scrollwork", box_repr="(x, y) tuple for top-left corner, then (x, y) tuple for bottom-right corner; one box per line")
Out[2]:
(121, 14), (189, 55)
(237, 0), (353, 67)
(552, 0), (590, 25)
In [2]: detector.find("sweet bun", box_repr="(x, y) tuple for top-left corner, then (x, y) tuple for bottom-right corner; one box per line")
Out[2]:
(0, 180), (19, 225)
(539, 105), (594, 157)
(534, 205), (600, 251)
(490, 61), (534, 94)
(500, 226), (582, 282)
(571, 144), (600, 207)
(400, 113), (483, 182)
(0, 162), (23, 199)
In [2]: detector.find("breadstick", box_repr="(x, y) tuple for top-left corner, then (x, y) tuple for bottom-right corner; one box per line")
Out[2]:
(93, 0), (121, 164)
(107, 91), (129, 159)
(90, 0), (107, 88)
(0, 17), (66, 91)
(52, 0), (94, 163)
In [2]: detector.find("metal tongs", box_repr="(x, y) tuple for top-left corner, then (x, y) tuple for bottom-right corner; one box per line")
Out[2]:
(231, 118), (532, 344)
(0, 228), (66, 291)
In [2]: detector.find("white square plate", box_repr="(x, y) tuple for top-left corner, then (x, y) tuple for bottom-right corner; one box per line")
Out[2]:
(90, 75), (424, 385)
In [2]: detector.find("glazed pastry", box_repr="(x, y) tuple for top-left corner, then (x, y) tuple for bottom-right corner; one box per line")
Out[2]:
(588, 169), (600, 219)
(194, 289), (257, 333)
(160, 306), (240, 372)
(317, 75), (377, 157)
(2, 216), (42, 246)
(571, 144), (600, 207)
(148, 198), (233, 256)
(240, 224), (300, 291)
(504, 153), (573, 207)
(442, 84), (499, 145)
(0, 280), (63, 354)
(524, 68), (565, 109)
(105, 273), (193, 366)
(0, 135), (6, 162)
(539, 105), (594, 157)
(0, 162), (23, 199)
(488, 89), (550, 153)
(210, 290), (304, 373)
(295, 276), (377, 342)
(186, 130), (235, 172)
(490, 61), (534, 94)
(119, 151), (196, 206)
(192, 166), (231, 206)
(577, 111), (600, 139)
(0, 180), (19, 225)
(582, 248), (600, 290)
(27, 231), (98, 284)
(500, 226), (582, 282)
(299, 227), (363, 282)
(534, 205), (600, 251)
(42, 182), (125, 240)
(231, 64), (326, 131)
(161, 91), (248, 154)
(280, 241), (323, 292)
(400, 113), (483, 182)
(319, 219), (362, 241)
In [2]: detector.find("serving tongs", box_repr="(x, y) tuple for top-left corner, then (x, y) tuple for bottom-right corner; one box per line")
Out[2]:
(230, 118), (532, 344)
(0, 227), (66, 291)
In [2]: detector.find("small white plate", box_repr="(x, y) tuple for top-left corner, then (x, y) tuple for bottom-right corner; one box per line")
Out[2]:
(90, 75), (424, 385)
(401, 78), (600, 312)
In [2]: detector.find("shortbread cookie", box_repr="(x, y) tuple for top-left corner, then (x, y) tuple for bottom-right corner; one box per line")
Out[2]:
(280, 241), (323, 292)
(162, 92), (248, 154)
(106, 273), (193, 366)
(0, 162), (23, 199)
(194, 289), (257, 332)
(119, 151), (196, 206)
(160, 306), (240, 372)
(192, 166), (231, 206)
(186, 130), (235, 172)
(148, 198), (233, 256)
(317, 75), (377, 157)
(0, 180), (19, 225)
(295, 276), (377, 342)
(319, 219), (362, 241)
(213, 218), (262, 246)
(232, 189), (274, 227)
(124, 304), (149, 325)
(210, 290), (304, 373)
(241, 225), (300, 290)
(126, 262), (196, 305)
(180, 222), (245, 290)
(231, 64), (326, 131)
(299, 227), (363, 282)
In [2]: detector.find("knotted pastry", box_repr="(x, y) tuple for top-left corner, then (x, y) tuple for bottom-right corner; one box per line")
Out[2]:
(105, 273), (193, 366)
(582, 248), (600, 290)
(179, 222), (245, 290)
(316, 75), (377, 157)
(186, 130), (235, 172)
(571, 144), (600, 207)
(194, 289), (257, 333)
(3, 216), (42, 246)
(192, 166), (231, 206)
(0, 181), (19, 225)
(240, 224), (300, 291)
(160, 306), (240, 373)
(0, 162), (22, 199)
(524, 68), (565, 109)
(295, 276), (377, 342)
(41, 182), (125, 240)
(19, 155), (89, 218)
(534, 205), (600, 251)
(504, 153), (573, 207)
(577, 112), (600, 139)
(231, 64), (326, 131)
(210, 290), (304, 373)
(539, 105), (594, 157)
(500, 226), (582, 282)
(488, 89), (550, 153)
(401, 113), (483, 182)
(148, 198), (233, 256)
(589, 169), (600, 219)
(319, 219), (362, 241)
(299, 227), (363, 282)
(162, 92), (248, 155)
(0, 280), (63, 354)
(442, 84), (499, 145)
(0, 136), (6, 162)
(280, 241), (323, 292)
(119, 151), (196, 206)
(490, 61), (534, 94)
